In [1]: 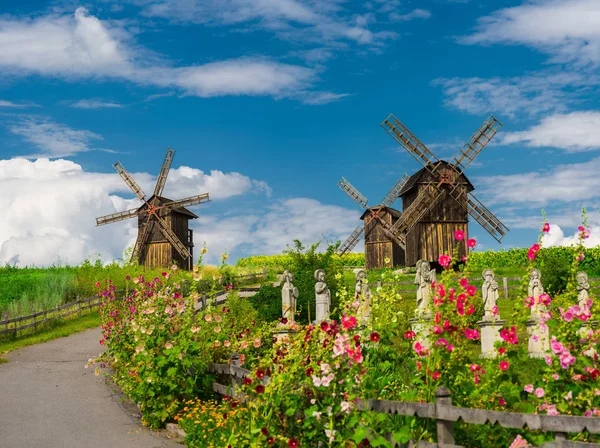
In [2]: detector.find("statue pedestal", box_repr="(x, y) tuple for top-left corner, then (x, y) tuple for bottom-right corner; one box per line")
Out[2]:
(526, 319), (550, 358)
(274, 323), (297, 344)
(409, 315), (432, 350)
(477, 319), (506, 358)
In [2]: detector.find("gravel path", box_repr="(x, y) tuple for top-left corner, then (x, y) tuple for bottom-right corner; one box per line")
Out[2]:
(0, 327), (180, 448)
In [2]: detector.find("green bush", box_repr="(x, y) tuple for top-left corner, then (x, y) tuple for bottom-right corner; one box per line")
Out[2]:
(249, 285), (282, 323)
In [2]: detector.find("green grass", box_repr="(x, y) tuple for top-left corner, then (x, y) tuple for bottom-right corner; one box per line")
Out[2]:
(0, 312), (101, 357)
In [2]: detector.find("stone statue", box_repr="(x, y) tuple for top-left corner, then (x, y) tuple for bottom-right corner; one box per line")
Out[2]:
(576, 271), (590, 309)
(314, 269), (330, 323)
(281, 270), (299, 322)
(481, 269), (499, 320)
(528, 269), (544, 318)
(355, 269), (371, 325)
(415, 260), (436, 315)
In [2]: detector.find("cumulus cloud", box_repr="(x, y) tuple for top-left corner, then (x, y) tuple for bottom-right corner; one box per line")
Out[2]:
(194, 197), (361, 263)
(461, 0), (600, 66)
(499, 111), (600, 152)
(0, 8), (343, 103)
(0, 158), (271, 267)
(541, 224), (600, 248)
(389, 9), (431, 22)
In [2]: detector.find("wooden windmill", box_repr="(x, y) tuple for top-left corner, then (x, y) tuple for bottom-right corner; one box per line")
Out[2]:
(96, 148), (210, 270)
(337, 176), (409, 269)
(338, 115), (510, 269)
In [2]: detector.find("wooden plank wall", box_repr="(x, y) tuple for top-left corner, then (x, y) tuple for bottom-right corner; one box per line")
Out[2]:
(406, 222), (468, 266)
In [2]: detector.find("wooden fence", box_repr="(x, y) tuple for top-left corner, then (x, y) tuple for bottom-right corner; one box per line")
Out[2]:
(207, 354), (600, 448)
(0, 294), (109, 338)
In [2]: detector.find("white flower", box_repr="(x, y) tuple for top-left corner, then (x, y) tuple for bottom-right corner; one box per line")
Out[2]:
(312, 411), (321, 421)
(341, 401), (352, 413)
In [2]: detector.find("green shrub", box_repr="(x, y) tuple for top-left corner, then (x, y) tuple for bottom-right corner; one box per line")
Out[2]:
(248, 285), (282, 323)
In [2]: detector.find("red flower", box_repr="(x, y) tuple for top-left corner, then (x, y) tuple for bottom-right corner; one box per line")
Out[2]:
(281, 318), (288, 325)
(467, 238), (476, 248)
(499, 361), (509, 371)
(267, 437), (274, 445)
(305, 367), (314, 377)
(256, 369), (265, 379)
(531, 243), (541, 252)
(342, 315), (357, 330)
(454, 230), (465, 241)
(369, 331), (381, 342)
(261, 428), (269, 436)
(542, 222), (550, 233)
(459, 278), (469, 288)
(288, 438), (299, 448)
(498, 347), (506, 355)
(320, 321), (330, 331)
(466, 285), (476, 297)
(242, 377), (252, 385)
(255, 384), (265, 394)
(432, 371), (441, 380)
(438, 254), (451, 268)
(404, 331), (416, 339)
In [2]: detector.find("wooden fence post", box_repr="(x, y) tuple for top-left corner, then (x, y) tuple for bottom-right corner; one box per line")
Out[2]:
(230, 353), (242, 390)
(435, 386), (455, 445)
(33, 313), (36, 332)
(377, 279), (382, 289)
(78, 301), (82, 318)
(503, 277), (509, 299)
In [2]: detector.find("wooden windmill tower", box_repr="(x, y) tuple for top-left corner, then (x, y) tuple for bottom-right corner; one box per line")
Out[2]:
(338, 115), (510, 269)
(95, 148), (210, 270)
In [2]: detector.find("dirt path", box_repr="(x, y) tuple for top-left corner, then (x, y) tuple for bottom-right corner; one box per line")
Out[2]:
(0, 327), (180, 448)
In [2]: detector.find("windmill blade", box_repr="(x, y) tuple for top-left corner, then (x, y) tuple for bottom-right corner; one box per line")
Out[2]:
(338, 177), (368, 209)
(377, 216), (406, 249)
(450, 189), (509, 242)
(451, 115), (503, 174)
(114, 161), (146, 202)
(162, 193), (210, 212)
(96, 208), (139, 226)
(153, 148), (175, 197)
(390, 183), (446, 236)
(154, 214), (192, 259)
(130, 220), (153, 264)
(380, 174), (410, 208)
(337, 225), (364, 255)
(381, 114), (440, 176)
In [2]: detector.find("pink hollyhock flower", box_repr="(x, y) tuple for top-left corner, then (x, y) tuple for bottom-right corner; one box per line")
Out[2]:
(224, 340), (231, 347)
(454, 230), (465, 240)
(342, 315), (357, 330)
(538, 294), (552, 306)
(577, 252), (585, 261)
(204, 314), (212, 322)
(432, 371), (441, 380)
(499, 361), (509, 371)
(531, 243), (541, 252)
(524, 297), (535, 308)
(474, 374), (480, 384)
(535, 388), (545, 398)
(466, 304), (476, 315)
(467, 238), (477, 248)
(499, 398), (506, 406)
(459, 278), (469, 288)
(524, 384), (534, 393)
(447, 344), (454, 352)
(498, 347), (506, 355)
(433, 326), (443, 335)
(466, 285), (476, 297)
(436, 338), (448, 347)
(465, 329), (480, 340)
(527, 249), (536, 260)
(253, 338), (261, 348)
(438, 254), (451, 268)
(470, 364), (480, 373)
(492, 305), (499, 316)
(542, 222), (550, 232)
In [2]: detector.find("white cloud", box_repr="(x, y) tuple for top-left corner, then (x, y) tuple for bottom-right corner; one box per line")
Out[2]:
(65, 99), (125, 109)
(0, 100), (39, 108)
(139, 0), (397, 47)
(541, 223), (600, 248)
(194, 197), (360, 263)
(0, 8), (344, 104)
(499, 111), (600, 152)
(462, 0), (600, 66)
(433, 71), (597, 117)
(390, 9), (431, 21)
(8, 116), (105, 158)
(0, 158), (271, 267)
(474, 157), (600, 206)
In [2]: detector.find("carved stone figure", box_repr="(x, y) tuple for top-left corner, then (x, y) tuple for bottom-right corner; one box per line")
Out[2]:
(481, 268), (499, 320)
(415, 260), (436, 315)
(355, 269), (372, 325)
(314, 269), (330, 323)
(528, 269), (544, 318)
(281, 270), (299, 322)
(576, 271), (590, 309)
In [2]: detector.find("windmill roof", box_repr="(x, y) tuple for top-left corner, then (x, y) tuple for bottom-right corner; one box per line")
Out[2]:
(399, 160), (475, 196)
(359, 205), (402, 221)
(138, 195), (199, 218)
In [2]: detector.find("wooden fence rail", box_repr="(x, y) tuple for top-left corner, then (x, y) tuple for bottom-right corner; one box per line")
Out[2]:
(207, 354), (600, 448)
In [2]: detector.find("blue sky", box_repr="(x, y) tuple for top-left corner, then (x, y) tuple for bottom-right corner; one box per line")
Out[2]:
(0, 0), (599, 267)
